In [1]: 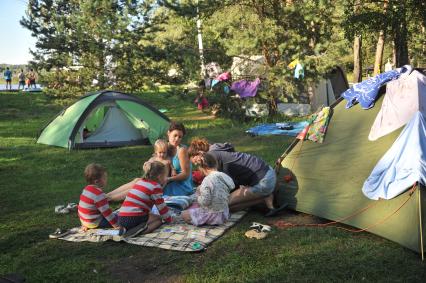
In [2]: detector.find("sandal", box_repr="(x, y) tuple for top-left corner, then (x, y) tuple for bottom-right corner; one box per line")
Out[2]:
(249, 222), (272, 232)
(245, 229), (268, 239)
(49, 228), (72, 239)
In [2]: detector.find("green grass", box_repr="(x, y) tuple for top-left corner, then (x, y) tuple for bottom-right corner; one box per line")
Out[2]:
(0, 91), (425, 282)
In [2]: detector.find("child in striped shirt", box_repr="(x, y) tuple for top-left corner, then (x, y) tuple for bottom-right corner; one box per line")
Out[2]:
(78, 164), (119, 230)
(118, 161), (173, 235)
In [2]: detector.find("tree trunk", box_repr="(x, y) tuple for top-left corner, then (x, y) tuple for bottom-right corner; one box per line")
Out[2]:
(394, 24), (409, 67)
(392, 41), (397, 66)
(393, 6), (409, 67)
(373, 30), (385, 75)
(353, 0), (362, 82)
(353, 35), (362, 83)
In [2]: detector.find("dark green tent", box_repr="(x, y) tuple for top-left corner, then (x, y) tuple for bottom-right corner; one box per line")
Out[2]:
(275, 94), (425, 255)
(37, 90), (170, 149)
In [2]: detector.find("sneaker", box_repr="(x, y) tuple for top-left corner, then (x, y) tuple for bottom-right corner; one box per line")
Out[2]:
(54, 205), (69, 214)
(66, 203), (77, 211)
(123, 223), (148, 238)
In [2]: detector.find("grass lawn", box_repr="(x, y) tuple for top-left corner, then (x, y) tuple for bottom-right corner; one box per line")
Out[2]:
(0, 90), (425, 282)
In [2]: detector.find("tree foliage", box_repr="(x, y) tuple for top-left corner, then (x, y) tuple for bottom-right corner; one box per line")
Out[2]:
(21, 0), (425, 102)
(342, 0), (426, 67)
(163, 0), (351, 112)
(21, 0), (172, 94)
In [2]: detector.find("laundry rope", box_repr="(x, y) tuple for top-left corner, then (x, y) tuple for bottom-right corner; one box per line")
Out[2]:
(272, 183), (417, 233)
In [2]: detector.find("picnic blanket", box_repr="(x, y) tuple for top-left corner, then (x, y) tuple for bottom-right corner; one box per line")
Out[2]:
(56, 210), (247, 252)
(164, 195), (194, 211)
(246, 121), (309, 136)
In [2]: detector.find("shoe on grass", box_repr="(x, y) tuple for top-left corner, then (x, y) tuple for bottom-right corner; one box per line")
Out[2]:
(49, 228), (72, 239)
(66, 203), (77, 211)
(54, 205), (70, 214)
(245, 229), (268, 239)
(264, 202), (289, 217)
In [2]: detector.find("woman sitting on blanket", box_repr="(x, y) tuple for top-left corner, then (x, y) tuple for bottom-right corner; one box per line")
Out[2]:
(182, 152), (234, 226)
(107, 121), (193, 201)
(118, 161), (173, 235)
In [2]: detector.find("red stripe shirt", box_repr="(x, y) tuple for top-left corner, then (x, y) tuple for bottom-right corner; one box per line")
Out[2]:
(78, 185), (118, 228)
(119, 179), (172, 223)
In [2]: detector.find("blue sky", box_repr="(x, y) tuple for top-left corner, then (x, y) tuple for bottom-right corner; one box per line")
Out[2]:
(0, 0), (36, 65)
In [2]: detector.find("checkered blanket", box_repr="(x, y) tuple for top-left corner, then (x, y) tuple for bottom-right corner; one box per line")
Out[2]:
(56, 211), (247, 252)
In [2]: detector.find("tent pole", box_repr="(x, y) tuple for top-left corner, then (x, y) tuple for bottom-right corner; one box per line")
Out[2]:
(419, 186), (424, 261)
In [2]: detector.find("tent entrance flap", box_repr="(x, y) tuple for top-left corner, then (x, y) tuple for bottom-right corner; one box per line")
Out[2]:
(76, 105), (147, 146)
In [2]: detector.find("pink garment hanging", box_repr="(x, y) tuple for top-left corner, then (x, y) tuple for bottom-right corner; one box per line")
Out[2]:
(216, 72), (231, 81)
(368, 70), (426, 141)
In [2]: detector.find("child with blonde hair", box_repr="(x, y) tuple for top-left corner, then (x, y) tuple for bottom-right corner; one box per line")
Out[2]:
(182, 153), (235, 226)
(118, 161), (173, 236)
(78, 163), (120, 230)
(145, 139), (176, 177)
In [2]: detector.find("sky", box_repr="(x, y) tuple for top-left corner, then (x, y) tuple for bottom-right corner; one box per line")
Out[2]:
(0, 0), (36, 65)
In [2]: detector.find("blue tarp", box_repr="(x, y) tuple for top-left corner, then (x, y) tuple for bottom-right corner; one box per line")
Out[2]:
(246, 121), (309, 136)
(363, 111), (426, 200)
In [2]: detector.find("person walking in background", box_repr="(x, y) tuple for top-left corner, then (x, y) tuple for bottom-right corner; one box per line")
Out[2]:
(18, 69), (26, 90)
(27, 69), (37, 88)
(4, 67), (12, 90)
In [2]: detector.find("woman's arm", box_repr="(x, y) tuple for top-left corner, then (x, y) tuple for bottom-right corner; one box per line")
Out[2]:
(168, 147), (190, 182)
(106, 178), (138, 202)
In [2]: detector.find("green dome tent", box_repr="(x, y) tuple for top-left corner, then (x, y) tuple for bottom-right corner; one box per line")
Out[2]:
(275, 71), (426, 255)
(37, 90), (170, 149)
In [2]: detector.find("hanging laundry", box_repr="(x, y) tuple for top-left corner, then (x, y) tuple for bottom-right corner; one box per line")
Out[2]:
(216, 72), (231, 81)
(224, 85), (230, 94)
(231, 78), (261, 98)
(307, 107), (331, 143)
(368, 70), (426, 141)
(294, 63), (305, 79)
(287, 59), (304, 79)
(341, 65), (413, 110)
(362, 111), (426, 200)
(211, 79), (220, 88)
(384, 59), (393, 72)
(296, 113), (318, 140)
(288, 58), (299, 69)
(204, 78), (212, 89)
